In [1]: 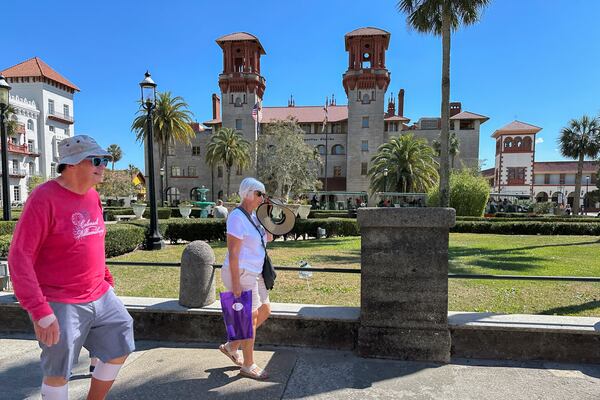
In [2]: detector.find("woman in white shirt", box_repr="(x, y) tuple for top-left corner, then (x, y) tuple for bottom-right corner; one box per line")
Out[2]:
(219, 177), (273, 380)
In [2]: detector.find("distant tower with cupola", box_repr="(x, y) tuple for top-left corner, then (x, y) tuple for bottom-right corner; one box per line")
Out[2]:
(492, 121), (542, 196)
(216, 32), (266, 176)
(342, 27), (391, 192)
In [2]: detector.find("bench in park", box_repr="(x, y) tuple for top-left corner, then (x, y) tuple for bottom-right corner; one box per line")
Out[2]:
(114, 214), (137, 222)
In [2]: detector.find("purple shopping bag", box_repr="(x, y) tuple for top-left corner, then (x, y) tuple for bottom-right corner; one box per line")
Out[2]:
(220, 290), (254, 341)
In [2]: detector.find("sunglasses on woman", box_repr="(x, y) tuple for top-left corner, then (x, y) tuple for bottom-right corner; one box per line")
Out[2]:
(87, 157), (110, 167)
(255, 191), (264, 197)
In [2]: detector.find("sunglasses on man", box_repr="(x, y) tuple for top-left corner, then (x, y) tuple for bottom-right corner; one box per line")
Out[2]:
(87, 157), (110, 167)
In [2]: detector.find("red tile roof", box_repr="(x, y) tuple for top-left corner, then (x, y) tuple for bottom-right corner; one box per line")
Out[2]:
(263, 105), (348, 123)
(216, 32), (266, 54)
(1, 57), (80, 91)
(189, 122), (206, 133)
(384, 115), (410, 122)
(492, 120), (542, 138)
(450, 111), (489, 122)
(481, 167), (495, 177)
(202, 118), (221, 126)
(345, 27), (390, 50)
(534, 161), (598, 173)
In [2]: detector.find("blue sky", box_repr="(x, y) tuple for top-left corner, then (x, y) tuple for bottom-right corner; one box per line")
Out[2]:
(4, 0), (600, 171)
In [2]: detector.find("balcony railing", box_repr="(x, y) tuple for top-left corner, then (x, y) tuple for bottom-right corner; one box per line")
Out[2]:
(6, 143), (29, 155)
(0, 168), (27, 177)
(48, 110), (74, 124)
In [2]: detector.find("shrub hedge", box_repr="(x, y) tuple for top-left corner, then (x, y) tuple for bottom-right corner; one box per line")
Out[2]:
(0, 234), (11, 257)
(456, 216), (600, 223)
(308, 210), (354, 219)
(104, 207), (172, 221)
(104, 224), (146, 257)
(0, 225), (146, 259)
(162, 218), (226, 243)
(452, 221), (600, 235)
(0, 221), (17, 235)
(292, 218), (360, 238)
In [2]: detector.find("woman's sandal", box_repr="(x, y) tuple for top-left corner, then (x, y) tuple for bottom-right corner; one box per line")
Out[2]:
(239, 363), (269, 380)
(219, 343), (243, 367)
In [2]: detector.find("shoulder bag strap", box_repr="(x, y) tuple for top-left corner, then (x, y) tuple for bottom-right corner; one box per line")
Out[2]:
(235, 207), (267, 250)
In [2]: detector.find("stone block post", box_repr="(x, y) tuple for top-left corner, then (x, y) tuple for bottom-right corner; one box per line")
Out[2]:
(179, 240), (216, 308)
(357, 207), (456, 362)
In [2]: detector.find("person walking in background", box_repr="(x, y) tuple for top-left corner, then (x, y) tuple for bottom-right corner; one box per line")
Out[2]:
(8, 135), (135, 400)
(219, 177), (272, 380)
(213, 199), (229, 219)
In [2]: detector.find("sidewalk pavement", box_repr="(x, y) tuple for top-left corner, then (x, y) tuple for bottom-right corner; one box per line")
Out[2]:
(1, 334), (599, 400)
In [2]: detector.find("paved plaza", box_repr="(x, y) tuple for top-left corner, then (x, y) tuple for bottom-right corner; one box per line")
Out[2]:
(1, 334), (599, 399)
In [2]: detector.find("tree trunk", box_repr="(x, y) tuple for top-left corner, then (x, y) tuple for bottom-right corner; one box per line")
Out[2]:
(226, 165), (232, 199)
(439, 10), (452, 207)
(573, 152), (584, 214)
(164, 142), (170, 206)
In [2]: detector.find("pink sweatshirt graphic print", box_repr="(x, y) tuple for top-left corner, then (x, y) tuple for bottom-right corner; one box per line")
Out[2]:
(8, 180), (113, 321)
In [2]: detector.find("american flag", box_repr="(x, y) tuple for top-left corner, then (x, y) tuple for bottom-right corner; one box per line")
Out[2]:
(252, 102), (262, 122)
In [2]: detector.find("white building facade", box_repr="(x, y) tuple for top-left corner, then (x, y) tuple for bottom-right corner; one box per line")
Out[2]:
(1, 57), (78, 204)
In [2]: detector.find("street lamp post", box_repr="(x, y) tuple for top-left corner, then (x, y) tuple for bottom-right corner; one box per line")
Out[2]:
(383, 167), (389, 193)
(140, 71), (164, 250)
(0, 75), (12, 221)
(585, 176), (590, 212)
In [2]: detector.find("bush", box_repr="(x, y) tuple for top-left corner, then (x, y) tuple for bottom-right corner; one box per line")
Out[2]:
(105, 224), (146, 257)
(452, 221), (600, 235)
(0, 234), (12, 257)
(163, 218), (226, 243)
(533, 202), (557, 215)
(292, 218), (359, 238)
(0, 221), (17, 235)
(308, 210), (354, 219)
(104, 207), (171, 221)
(0, 225), (146, 259)
(170, 207), (209, 219)
(456, 216), (600, 223)
(428, 169), (490, 216)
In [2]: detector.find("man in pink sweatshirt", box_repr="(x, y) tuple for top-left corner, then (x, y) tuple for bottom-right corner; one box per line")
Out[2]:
(8, 135), (134, 400)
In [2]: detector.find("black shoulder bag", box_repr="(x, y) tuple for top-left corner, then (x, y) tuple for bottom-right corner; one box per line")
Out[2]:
(235, 207), (276, 290)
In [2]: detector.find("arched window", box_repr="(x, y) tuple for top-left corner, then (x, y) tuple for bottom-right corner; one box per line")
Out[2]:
(331, 144), (345, 155)
(523, 136), (532, 151)
(166, 187), (180, 206)
(503, 137), (513, 149)
(514, 137), (523, 148)
(316, 145), (326, 155)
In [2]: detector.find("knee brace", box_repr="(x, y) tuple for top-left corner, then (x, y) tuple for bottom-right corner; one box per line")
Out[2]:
(91, 360), (123, 381)
(41, 382), (68, 400)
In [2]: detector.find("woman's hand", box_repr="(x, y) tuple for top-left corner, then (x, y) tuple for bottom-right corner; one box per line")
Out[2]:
(232, 281), (242, 298)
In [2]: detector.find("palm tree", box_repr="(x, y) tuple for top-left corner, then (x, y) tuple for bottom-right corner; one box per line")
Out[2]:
(206, 127), (251, 198)
(558, 115), (600, 214)
(432, 132), (460, 168)
(4, 105), (18, 136)
(106, 144), (123, 170)
(369, 133), (439, 194)
(397, 0), (490, 206)
(131, 91), (195, 203)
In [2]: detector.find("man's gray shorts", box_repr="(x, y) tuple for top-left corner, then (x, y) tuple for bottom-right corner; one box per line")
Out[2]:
(40, 288), (135, 378)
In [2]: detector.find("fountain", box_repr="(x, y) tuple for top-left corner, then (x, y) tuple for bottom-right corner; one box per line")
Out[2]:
(192, 186), (215, 218)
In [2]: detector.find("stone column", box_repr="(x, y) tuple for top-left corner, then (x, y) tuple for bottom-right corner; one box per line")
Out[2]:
(179, 241), (216, 308)
(357, 207), (455, 362)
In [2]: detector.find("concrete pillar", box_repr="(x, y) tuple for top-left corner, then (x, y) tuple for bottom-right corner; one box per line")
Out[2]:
(357, 207), (456, 362)
(179, 241), (216, 308)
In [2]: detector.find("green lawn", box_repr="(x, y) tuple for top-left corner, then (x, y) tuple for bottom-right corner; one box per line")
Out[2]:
(109, 234), (600, 316)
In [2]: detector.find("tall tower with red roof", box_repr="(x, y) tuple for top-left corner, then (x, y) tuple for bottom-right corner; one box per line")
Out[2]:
(216, 32), (266, 178)
(342, 28), (391, 192)
(492, 120), (542, 196)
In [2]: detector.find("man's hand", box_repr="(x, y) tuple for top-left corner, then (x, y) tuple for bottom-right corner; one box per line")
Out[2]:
(33, 318), (60, 347)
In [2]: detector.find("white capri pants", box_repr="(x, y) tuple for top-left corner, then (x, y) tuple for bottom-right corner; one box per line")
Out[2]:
(221, 267), (270, 312)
